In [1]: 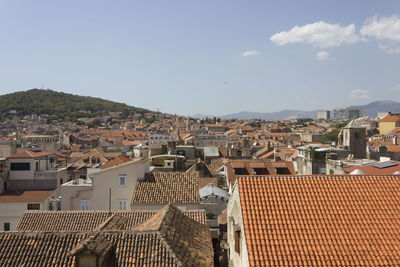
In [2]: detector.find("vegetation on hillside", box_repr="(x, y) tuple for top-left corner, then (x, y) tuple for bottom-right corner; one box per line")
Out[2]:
(0, 89), (151, 121)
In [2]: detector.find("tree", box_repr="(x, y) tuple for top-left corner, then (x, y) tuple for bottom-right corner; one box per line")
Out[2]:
(321, 129), (340, 143)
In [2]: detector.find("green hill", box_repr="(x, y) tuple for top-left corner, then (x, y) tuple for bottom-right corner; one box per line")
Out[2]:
(0, 89), (151, 121)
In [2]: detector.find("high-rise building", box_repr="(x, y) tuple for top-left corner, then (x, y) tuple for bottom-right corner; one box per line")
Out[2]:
(333, 107), (363, 120)
(317, 110), (330, 120)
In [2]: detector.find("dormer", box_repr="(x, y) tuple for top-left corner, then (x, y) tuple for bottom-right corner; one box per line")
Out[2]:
(69, 232), (115, 267)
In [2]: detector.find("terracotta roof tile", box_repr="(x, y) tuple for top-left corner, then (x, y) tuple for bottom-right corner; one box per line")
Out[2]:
(238, 175), (400, 266)
(380, 114), (400, 122)
(17, 209), (206, 231)
(7, 205), (213, 266)
(131, 172), (199, 204)
(344, 161), (400, 175)
(0, 190), (54, 203)
(99, 155), (132, 169)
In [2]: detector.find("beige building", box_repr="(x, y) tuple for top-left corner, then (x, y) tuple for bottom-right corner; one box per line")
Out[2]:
(379, 113), (400, 135)
(60, 158), (150, 210)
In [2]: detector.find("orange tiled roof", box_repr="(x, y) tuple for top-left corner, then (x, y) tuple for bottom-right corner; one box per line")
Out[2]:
(380, 114), (400, 122)
(344, 161), (400, 175)
(388, 145), (400, 153)
(99, 155), (132, 169)
(0, 190), (54, 203)
(238, 175), (400, 266)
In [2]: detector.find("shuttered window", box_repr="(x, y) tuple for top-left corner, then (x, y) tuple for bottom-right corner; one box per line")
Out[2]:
(235, 230), (240, 254)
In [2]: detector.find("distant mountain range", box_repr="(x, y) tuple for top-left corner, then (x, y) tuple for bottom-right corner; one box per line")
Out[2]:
(193, 100), (400, 120)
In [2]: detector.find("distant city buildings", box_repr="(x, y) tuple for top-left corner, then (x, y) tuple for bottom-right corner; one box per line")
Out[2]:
(2, 90), (400, 266)
(333, 107), (363, 120)
(317, 110), (330, 120)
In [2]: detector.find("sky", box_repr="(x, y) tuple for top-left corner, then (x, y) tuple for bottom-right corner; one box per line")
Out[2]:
(0, 0), (400, 116)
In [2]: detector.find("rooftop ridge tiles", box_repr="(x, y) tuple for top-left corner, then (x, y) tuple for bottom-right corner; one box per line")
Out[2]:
(94, 214), (128, 231)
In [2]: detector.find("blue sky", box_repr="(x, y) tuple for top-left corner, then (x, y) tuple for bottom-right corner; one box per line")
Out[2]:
(0, 0), (400, 116)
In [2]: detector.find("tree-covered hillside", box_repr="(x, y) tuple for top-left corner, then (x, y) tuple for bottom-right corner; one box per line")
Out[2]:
(0, 89), (151, 121)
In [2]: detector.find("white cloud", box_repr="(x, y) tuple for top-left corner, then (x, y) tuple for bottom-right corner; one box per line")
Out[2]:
(378, 43), (400, 54)
(361, 15), (400, 41)
(361, 15), (400, 54)
(315, 51), (331, 60)
(270, 21), (361, 48)
(242, 50), (259, 56)
(391, 83), (400, 91)
(349, 89), (370, 99)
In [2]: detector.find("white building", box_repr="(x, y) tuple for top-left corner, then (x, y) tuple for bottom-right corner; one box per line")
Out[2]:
(0, 190), (54, 231)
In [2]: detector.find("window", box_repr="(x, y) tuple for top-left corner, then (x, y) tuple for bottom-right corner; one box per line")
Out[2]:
(252, 168), (269, 175)
(235, 230), (241, 254)
(60, 178), (63, 185)
(234, 168), (248, 175)
(3, 223), (10, 231)
(118, 200), (128, 210)
(27, 203), (40, 210)
(275, 167), (290, 174)
(80, 199), (89, 210)
(10, 162), (30, 171)
(119, 175), (126, 186)
(35, 162), (39, 171)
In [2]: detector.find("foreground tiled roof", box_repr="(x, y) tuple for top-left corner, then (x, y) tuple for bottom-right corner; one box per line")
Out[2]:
(238, 175), (400, 266)
(3, 205), (213, 266)
(0, 231), (185, 266)
(17, 209), (206, 231)
(131, 172), (199, 204)
(135, 205), (214, 266)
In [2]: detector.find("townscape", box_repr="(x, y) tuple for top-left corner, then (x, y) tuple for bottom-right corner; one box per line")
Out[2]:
(2, 1), (400, 265)
(1, 89), (400, 266)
